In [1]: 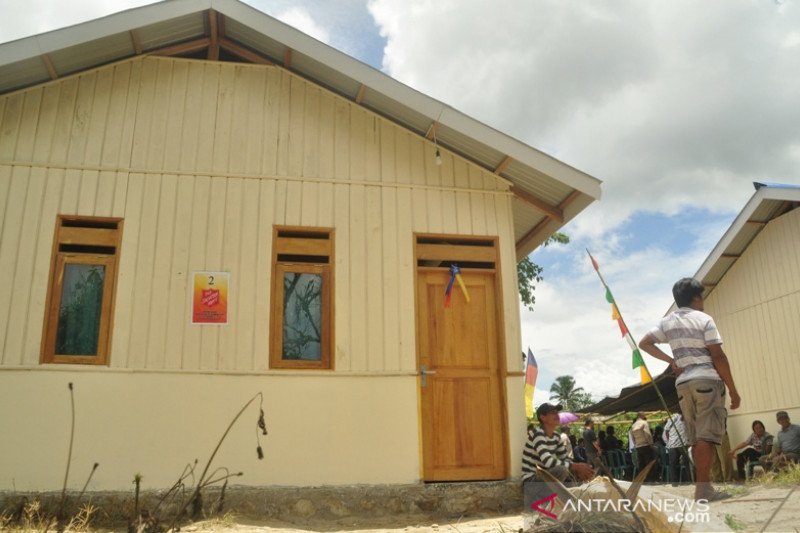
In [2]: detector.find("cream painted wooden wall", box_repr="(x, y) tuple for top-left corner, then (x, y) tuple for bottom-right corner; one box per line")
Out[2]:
(0, 56), (521, 374)
(704, 207), (800, 415)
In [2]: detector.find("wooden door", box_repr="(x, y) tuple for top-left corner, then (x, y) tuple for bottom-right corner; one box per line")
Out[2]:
(416, 269), (507, 481)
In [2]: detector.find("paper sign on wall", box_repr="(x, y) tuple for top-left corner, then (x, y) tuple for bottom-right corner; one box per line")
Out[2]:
(192, 271), (229, 325)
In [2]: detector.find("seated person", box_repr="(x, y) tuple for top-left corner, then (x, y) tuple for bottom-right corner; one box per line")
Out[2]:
(560, 425), (574, 459)
(728, 420), (772, 480)
(573, 438), (588, 463)
(522, 403), (594, 509)
(597, 430), (607, 454)
(760, 411), (800, 471)
(604, 426), (621, 451)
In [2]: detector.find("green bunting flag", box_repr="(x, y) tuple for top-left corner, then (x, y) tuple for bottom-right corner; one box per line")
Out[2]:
(588, 249), (652, 385)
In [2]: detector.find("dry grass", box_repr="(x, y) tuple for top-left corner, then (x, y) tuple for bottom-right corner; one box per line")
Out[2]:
(758, 461), (800, 486)
(748, 461), (800, 487)
(0, 499), (96, 532)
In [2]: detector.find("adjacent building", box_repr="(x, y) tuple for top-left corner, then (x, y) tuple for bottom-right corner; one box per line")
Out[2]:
(691, 183), (800, 445)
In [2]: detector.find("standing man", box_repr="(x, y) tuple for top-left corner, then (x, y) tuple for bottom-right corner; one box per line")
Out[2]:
(582, 419), (602, 467)
(522, 404), (594, 511)
(664, 413), (690, 484)
(631, 412), (656, 480)
(639, 277), (740, 501)
(761, 411), (800, 470)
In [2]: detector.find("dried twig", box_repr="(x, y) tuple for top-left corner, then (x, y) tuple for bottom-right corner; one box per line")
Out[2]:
(167, 392), (265, 531)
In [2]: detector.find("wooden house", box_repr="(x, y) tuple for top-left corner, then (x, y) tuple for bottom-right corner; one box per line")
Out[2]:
(689, 183), (800, 446)
(0, 0), (601, 490)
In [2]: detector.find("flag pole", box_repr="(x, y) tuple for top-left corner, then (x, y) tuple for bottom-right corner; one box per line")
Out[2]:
(586, 249), (695, 482)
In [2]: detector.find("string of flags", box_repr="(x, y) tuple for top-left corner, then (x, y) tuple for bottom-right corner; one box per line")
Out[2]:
(587, 250), (652, 385)
(524, 347), (538, 419)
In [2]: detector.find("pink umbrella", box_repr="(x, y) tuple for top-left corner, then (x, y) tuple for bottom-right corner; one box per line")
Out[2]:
(559, 411), (579, 424)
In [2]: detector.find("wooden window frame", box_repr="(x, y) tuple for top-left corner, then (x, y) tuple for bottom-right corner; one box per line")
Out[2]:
(41, 216), (122, 365)
(269, 226), (334, 370)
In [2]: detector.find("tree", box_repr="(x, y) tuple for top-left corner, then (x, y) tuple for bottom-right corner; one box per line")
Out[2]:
(549, 375), (594, 412)
(517, 232), (569, 311)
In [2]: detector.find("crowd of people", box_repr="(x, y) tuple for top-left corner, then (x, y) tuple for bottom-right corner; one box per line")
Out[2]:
(523, 277), (799, 509)
(523, 405), (799, 510)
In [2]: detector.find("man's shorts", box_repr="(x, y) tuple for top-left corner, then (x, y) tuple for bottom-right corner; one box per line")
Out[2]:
(677, 379), (726, 445)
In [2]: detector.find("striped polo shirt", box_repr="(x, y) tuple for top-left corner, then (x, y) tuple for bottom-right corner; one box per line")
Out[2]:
(648, 307), (722, 385)
(522, 427), (572, 480)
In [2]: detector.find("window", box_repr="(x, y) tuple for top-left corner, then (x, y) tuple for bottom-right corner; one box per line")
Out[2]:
(269, 227), (334, 369)
(41, 216), (122, 365)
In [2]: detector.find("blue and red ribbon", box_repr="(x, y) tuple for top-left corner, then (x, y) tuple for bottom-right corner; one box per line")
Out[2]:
(444, 264), (471, 307)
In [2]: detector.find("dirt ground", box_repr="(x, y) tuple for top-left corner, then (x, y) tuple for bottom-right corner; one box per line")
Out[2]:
(182, 483), (800, 533)
(182, 515), (523, 533)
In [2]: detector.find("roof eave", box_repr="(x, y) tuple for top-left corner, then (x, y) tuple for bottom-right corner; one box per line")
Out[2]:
(665, 185), (800, 314)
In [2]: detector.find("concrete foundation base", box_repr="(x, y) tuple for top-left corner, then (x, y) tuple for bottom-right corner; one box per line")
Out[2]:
(0, 480), (523, 528)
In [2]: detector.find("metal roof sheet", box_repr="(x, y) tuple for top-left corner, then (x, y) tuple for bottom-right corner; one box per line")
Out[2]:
(694, 184), (800, 298)
(0, 0), (602, 257)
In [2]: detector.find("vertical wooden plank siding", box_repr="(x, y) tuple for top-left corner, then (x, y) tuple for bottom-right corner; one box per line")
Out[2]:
(705, 208), (800, 415)
(348, 184), (368, 372)
(147, 173), (179, 368)
(22, 169), (63, 365)
(0, 56), (518, 375)
(14, 88), (42, 163)
(395, 188), (416, 372)
(181, 175), (211, 369)
(252, 179), (275, 371)
(220, 177), (244, 370)
(164, 175), (194, 368)
(4, 167), (41, 363)
(365, 186), (383, 371)
(236, 178), (260, 369)
(109, 172), (144, 368)
(0, 167), (30, 364)
(129, 173), (161, 367)
(333, 183), (351, 371)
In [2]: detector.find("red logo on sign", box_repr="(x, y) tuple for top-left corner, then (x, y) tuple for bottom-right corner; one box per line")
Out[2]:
(531, 492), (558, 519)
(201, 288), (220, 307)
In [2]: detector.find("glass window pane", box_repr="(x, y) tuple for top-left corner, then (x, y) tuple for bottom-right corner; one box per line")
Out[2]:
(282, 272), (322, 360)
(55, 264), (106, 356)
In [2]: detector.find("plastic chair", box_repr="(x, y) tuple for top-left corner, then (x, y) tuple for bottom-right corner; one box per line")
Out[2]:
(604, 450), (626, 479)
(746, 458), (764, 480)
(615, 449), (633, 480)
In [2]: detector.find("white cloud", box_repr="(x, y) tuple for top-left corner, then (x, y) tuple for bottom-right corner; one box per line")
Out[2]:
(782, 31), (800, 48)
(0, 0), (159, 43)
(273, 6), (331, 44)
(369, 0), (800, 234)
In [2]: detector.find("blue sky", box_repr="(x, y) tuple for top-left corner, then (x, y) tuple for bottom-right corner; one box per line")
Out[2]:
(3, 0), (800, 405)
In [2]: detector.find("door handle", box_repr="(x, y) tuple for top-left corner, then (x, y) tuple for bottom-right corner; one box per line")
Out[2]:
(420, 365), (437, 387)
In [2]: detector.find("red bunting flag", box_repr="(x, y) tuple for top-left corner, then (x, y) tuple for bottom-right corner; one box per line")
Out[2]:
(587, 250), (651, 384)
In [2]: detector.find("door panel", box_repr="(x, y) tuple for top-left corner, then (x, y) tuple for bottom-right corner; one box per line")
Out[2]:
(417, 269), (506, 481)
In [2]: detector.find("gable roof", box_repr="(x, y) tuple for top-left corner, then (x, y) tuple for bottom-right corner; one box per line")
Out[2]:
(0, 0), (601, 258)
(693, 182), (800, 299)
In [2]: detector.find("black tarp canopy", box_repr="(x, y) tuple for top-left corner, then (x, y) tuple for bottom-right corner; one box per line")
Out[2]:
(577, 368), (679, 415)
